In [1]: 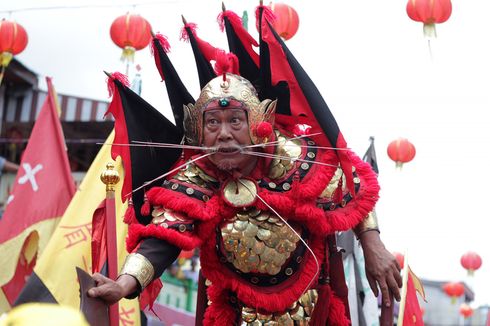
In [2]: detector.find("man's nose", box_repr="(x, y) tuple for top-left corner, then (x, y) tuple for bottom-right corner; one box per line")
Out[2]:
(217, 123), (233, 140)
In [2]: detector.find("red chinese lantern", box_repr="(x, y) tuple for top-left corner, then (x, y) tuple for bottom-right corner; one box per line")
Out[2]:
(392, 252), (405, 269)
(0, 19), (28, 84)
(269, 3), (299, 40)
(387, 138), (416, 168)
(460, 251), (482, 276)
(442, 282), (464, 304)
(459, 303), (473, 318)
(406, 0), (452, 38)
(110, 13), (152, 62)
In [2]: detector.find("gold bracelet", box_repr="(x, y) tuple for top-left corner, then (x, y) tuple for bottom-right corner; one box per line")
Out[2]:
(354, 211), (380, 239)
(119, 253), (154, 289)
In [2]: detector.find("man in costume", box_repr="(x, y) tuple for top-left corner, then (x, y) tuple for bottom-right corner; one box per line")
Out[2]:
(89, 72), (401, 325)
(88, 4), (402, 325)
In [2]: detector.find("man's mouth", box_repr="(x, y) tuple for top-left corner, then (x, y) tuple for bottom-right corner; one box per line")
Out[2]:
(215, 146), (241, 155)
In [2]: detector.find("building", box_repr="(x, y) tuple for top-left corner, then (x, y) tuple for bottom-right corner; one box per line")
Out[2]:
(0, 59), (113, 208)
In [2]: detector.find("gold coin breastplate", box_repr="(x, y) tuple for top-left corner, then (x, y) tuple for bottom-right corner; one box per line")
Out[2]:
(220, 208), (301, 276)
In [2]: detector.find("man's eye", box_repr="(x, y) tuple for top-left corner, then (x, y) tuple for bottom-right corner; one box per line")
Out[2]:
(231, 117), (241, 124)
(208, 119), (219, 125)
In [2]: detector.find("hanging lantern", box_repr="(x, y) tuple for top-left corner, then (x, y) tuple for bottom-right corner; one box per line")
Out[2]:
(269, 3), (299, 40)
(460, 251), (482, 276)
(110, 13), (152, 62)
(459, 303), (473, 318)
(406, 0), (452, 38)
(0, 19), (28, 84)
(442, 282), (464, 304)
(387, 138), (416, 169)
(392, 252), (405, 269)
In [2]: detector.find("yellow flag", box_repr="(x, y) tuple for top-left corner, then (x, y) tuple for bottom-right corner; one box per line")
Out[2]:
(16, 130), (140, 325)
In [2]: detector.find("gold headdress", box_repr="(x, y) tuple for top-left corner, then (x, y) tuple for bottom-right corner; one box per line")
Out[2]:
(183, 73), (276, 145)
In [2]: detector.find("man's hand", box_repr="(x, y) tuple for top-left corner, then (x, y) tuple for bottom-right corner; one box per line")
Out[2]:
(87, 273), (137, 305)
(359, 231), (402, 308)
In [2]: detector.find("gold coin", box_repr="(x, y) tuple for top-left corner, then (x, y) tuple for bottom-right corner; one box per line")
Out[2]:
(244, 223), (259, 237)
(290, 305), (305, 321)
(257, 229), (272, 241)
(234, 220), (249, 231)
(257, 313), (273, 322)
(222, 179), (257, 207)
(260, 247), (275, 263)
(255, 212), (270, 222)
(252, 241), (266, 255)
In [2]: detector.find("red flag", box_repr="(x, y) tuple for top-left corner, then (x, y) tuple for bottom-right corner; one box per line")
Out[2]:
(402, 269), (425, 326)
(398, 264), (426, 326)
(91, 200), (107, 274)
(90, 167), (119, 326)
(0, 77), (75, 309)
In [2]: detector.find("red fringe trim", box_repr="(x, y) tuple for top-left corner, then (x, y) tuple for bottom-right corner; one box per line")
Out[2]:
(146, 187), (211, 221)
(217, 10), (242, 33)
(126, 223), (202, 252)
(180, 22), (197, 42)
(151, 33), (171, 55)
(255, 4), (276, 32)
(106, 72), (129, 97)
(324, 152), (380, 232)
(203, 285), (238, 325)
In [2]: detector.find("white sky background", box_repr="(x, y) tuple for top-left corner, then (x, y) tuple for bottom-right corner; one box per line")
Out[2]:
(2, 0), (490, 307)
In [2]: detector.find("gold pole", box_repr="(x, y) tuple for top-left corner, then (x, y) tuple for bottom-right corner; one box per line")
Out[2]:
(100, 162), (120, 326)
(100, 162), (120, 195)
(397, 251), (410, 326)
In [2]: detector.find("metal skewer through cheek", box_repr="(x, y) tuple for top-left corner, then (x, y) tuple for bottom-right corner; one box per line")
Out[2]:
(127, 152), (213, 197)
(237, 179), (320, 297)
(241, 150), (339, 168)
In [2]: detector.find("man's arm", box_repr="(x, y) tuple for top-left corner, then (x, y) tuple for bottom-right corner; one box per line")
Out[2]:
(355, 215), (402, 308)
(88, 238), (180, 304)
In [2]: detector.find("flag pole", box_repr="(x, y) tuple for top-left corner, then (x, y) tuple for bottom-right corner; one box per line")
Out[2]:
(397, 251), (410, 326)
(101, 162), (120, 326)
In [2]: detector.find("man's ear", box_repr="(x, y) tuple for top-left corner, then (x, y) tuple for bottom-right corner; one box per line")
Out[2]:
(183, 103), (201, 145)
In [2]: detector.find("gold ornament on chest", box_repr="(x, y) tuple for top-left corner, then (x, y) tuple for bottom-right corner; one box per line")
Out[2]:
(220, 207), (301, 275)
(222, 178), (258, 208)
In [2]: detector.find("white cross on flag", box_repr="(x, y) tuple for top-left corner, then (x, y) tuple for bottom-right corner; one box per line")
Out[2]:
(0, 77), (76, 310)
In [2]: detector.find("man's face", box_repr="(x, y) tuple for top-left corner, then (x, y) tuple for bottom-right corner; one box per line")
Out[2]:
(202, 108), (256, 172)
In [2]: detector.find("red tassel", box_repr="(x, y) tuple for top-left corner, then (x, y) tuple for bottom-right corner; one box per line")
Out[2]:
(180, 22), (197, 42)
(335, 173), (344, 205)
(255, 4), (277, 32)
(141, 193), (150, 216)
(310, 283), (332, 326)
(106, 72), (130, 97)
(255, 121), (273, 138)
(217, 10), (242, 32)
(123, 198), (137, 224)
(151, 33), (171, 57)
(214, 50), (239, 76)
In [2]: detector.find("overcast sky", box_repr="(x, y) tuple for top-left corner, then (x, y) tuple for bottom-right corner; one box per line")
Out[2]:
(2, 0), (490, 307)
